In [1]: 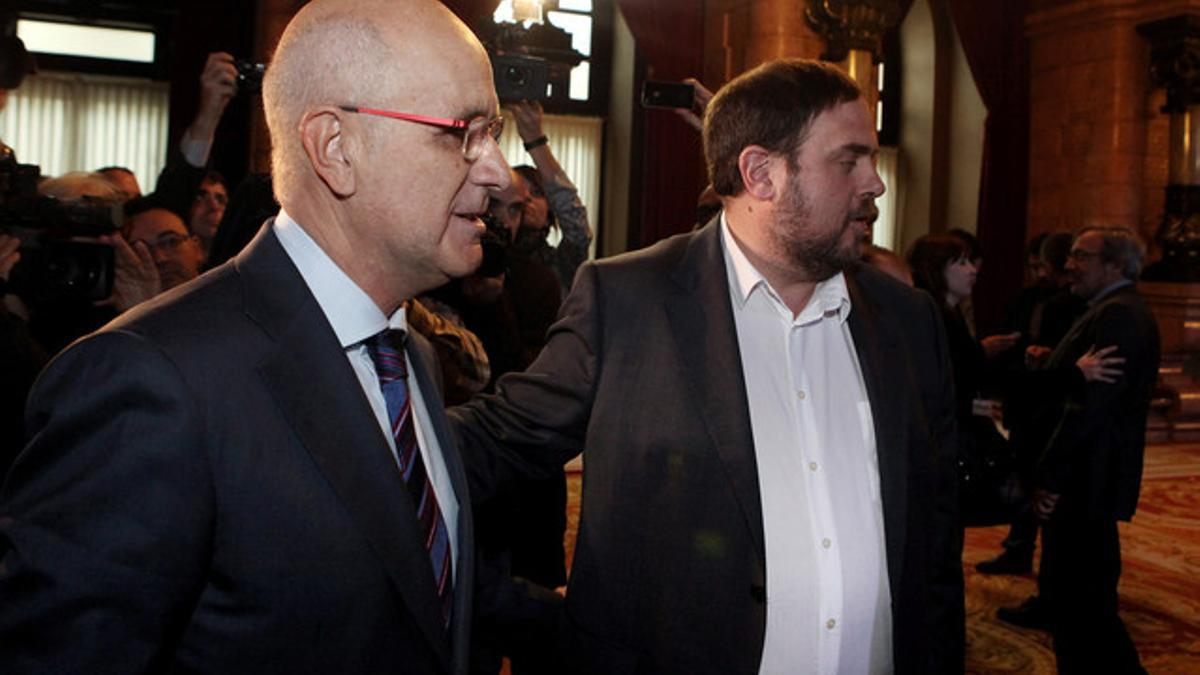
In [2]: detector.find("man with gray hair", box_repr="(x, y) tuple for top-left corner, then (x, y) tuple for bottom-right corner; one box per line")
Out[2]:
(0, 1), (508, 672)
(1004, 226), (1159, 674)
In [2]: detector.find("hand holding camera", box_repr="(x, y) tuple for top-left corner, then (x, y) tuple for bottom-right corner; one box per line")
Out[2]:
(94, 233), (161, 312)
(198, 53), (239, 125)
(509, 100), (546, 144)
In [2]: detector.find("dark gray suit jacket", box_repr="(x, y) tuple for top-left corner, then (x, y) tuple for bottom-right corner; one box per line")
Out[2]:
(0, 225), (475, 674)
(453, 221), (964, 674)
(1038, 283), (1161, 521)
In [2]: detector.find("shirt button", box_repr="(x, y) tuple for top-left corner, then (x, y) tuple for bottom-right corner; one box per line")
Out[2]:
(809, 462), (819, 472)
(826, 618), (837, 630)
(797, 390), (806, 400)
(822, 538), (832, 549)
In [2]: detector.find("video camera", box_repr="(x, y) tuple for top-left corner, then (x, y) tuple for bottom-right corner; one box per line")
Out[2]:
(492, 53), (549, 103)
(0, 156), (121, 303)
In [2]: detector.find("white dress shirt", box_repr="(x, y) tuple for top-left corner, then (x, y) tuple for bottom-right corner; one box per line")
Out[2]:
(721, 215), (892, 674)
(273, 210), (459, 573)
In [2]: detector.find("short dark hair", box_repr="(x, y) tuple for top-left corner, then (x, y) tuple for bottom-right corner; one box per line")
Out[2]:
(703, 59), (862, 197)
(1040, 232), (1074, 275)
(907, 233), (971, 309)
(202, 169), (226, 188)
(512, 164), (556, 230)
(947, 228), (982, 262)
(96, 165), (135, 177)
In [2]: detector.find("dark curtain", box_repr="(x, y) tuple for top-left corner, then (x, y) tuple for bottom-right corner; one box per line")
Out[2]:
(615, 0), (707, 246)
(946, 0), (1031, 335)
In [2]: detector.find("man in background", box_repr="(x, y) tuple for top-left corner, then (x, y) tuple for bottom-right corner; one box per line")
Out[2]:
(1002, 226), (1159, 674)
(188, 170), (228, 257)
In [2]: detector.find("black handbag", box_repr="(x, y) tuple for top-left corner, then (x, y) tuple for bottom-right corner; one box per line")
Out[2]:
(957, 416), (1027, 527)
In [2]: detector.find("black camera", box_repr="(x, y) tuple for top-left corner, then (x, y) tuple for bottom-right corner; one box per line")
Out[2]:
(492, 53), (548, 103)
(477, 212), (509, 278)
(235, 59), (266, 95)
(1, 158), (120, 303)
(641, 81), (696, 110)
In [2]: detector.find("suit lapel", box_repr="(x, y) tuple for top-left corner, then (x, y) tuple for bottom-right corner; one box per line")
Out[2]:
(665, 222), (765, 560)
(236, 226), (452, 669)
(845, 267), (908, 586)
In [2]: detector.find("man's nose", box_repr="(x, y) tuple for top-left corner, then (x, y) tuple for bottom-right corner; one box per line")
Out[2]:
(151, 246), (171, 263)
(473, 138), (511, 191)
(863, 167), (886, 199)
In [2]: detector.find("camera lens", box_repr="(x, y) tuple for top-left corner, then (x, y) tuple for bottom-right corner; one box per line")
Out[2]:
(504, 66), (527, 86)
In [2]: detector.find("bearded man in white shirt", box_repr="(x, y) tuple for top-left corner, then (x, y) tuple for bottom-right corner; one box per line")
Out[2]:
(452, 59), (964, 674)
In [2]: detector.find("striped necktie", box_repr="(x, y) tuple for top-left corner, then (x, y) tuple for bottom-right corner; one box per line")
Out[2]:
(365, 329), (453, 628)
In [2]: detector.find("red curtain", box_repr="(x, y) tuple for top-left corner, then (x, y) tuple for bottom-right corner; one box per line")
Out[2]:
(946, 0), (1031, 334)
(615, 0), (707, 246)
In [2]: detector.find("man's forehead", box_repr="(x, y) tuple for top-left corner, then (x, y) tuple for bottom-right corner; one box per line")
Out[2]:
(800, 100), (878, 154)
(1072, 233), (1103, 250)
(129, 209), (186, 237)
(383, 22), (496, 118)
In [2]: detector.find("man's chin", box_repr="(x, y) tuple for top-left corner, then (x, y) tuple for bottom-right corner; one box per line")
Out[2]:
(445, 248), (484, 279)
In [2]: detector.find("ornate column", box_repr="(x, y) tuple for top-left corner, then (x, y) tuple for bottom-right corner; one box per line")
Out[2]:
(1139, 14), (1200, 281)
(805, 0), (904, 108)
(744, 0), (825, 68)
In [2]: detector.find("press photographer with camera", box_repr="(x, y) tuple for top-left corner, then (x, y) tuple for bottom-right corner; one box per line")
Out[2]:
(149, 51), (238, 255)
(505, 100), (592, 296)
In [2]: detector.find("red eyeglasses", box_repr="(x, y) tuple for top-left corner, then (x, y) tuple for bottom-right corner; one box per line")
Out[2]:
(339, 105), (504, 161)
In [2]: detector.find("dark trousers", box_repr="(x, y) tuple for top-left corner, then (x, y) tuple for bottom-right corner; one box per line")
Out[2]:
(1000, 506), (1039, 559)
(1039, 499), (1144, 675)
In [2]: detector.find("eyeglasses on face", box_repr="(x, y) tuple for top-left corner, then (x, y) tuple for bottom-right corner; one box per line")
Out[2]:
(338, 105), (504, 161)
(133, 232), (193, 254)
(1068, 249), (1102, 262)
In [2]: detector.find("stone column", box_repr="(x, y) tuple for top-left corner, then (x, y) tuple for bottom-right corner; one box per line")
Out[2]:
(804, 0), (904, 109)
(1139, 14), (1200, 281)
(744, 0), (826, 68)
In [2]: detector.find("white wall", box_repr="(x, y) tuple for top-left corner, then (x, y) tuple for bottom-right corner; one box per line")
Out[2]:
(897, 0), (986, 253)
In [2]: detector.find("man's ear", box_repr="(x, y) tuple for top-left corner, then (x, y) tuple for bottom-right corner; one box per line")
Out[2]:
(737, 145), (777, 201)
(299, 107), (356, 198)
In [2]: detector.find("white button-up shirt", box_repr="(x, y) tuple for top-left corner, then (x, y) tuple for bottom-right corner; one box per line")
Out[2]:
(274, 210), (459, 573)
(721, 215), (892, 674)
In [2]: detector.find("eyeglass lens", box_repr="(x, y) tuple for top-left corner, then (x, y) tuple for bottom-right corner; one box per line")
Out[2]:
(463, 116), (504, 161)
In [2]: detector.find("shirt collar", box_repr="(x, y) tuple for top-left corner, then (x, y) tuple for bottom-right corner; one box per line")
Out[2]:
(1088, 278), (1133, 306)
(719, 211), (852, 324)
(273, 209), (407, 349)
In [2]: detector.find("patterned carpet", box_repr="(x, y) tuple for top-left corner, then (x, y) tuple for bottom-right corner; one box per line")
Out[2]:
(962, 443), (1200, 674)
(562, 442), (1200, 672)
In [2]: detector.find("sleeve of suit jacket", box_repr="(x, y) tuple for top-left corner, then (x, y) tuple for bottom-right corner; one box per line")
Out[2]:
(1035, 300), (1153, 496)
(0, 330), (214, 673)
(449, 262), (601, 501)
(923, 290), (967, 673)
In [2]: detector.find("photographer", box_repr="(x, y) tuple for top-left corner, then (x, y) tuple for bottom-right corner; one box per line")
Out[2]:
(149, 52), (238, 251)
(507, 100), (592, 295)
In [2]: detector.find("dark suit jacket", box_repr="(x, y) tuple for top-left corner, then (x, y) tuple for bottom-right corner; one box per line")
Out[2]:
(1037, 284), (1161, 521)
(452, 221), (964, 674)
(0, 226), (475, 674)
